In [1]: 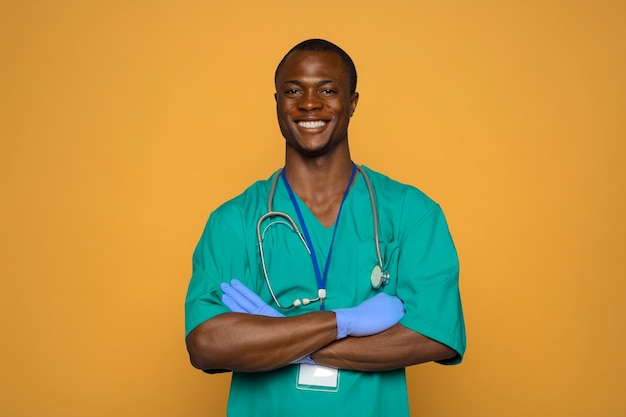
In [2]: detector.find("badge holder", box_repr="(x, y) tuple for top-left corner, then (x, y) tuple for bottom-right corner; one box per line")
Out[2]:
(296, 364), (339, 392)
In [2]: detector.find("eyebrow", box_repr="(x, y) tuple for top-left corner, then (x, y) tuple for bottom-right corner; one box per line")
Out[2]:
(282, 79), (335, 86)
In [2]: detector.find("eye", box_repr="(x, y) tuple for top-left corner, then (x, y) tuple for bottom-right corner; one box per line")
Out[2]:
(320, 88), (337, 96)
(283, 88), (302, 96)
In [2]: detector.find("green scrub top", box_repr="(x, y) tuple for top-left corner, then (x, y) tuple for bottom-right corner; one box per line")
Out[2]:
(185, 166), (466, 417)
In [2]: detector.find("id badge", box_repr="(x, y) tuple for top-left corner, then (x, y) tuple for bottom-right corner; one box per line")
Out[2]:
(296, 364), (339, 392)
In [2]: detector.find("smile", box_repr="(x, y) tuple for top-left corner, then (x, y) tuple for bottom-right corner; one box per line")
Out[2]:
(297, 120), (326, 129)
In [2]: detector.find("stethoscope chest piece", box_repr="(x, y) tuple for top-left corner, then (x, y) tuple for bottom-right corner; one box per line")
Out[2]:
(370, 265), (390, 289)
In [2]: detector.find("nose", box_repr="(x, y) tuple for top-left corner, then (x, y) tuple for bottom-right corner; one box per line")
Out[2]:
(298, 90), (323, 111)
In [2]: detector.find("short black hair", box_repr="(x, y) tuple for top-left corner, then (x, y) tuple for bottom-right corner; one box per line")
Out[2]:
(274, 39), (357, 94)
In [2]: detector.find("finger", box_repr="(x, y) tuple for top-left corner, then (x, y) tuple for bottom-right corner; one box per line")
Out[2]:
(221, 283), (255, 313)
(230, 279), (268, 309)
(220, 282), (238, 298)
(223, 281), (262, 313)
(222, 281), (263, 313)
(222, 293), (246, 313)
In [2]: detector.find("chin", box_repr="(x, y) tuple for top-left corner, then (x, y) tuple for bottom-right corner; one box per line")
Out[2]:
(287, 139), (332, 156)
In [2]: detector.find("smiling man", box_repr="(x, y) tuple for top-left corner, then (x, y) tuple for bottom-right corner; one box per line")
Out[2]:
(185, 39), (466, 416)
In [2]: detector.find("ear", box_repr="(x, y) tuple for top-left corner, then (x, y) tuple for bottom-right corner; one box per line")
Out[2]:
(350, 92), (359, 117)
(274, 92), (278, 102)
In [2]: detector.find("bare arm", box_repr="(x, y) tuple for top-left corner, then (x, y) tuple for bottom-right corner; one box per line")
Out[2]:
(189, 281), (451, 373)
(186, 311), (338, 372)
(187, 311), (456, 373)
(311, 323), (457, 372)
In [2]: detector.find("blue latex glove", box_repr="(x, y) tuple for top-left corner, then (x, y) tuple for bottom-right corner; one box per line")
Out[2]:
(221, 279), (283, 317)
(220, 279), (314, 365)
(333, 293), (405, 339)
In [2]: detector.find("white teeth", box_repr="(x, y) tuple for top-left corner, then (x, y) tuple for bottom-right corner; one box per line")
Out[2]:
(298, 120), (326, 129)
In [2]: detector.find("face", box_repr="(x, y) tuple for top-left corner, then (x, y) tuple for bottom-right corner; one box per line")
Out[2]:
(275, 51), (359, 158)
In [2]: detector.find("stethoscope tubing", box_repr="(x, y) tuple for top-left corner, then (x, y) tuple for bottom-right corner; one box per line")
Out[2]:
(257, 164), (386, 309)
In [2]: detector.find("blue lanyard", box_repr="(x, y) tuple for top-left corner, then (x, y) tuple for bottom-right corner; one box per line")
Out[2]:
(281, 163), (357, 310)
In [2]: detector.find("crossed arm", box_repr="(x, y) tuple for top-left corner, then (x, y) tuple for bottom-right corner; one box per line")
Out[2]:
(186, 281), (456, 373)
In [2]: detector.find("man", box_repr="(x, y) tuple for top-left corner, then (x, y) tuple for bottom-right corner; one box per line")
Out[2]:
(185, 39), (466, 416)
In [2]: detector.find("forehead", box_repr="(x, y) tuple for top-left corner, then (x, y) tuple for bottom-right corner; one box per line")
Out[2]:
(276, 50), (350, 85)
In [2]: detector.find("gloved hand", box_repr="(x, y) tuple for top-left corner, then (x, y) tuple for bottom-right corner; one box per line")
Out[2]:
(221, 279), (283, 318)
(220, 279), (314, 365)
(333, 293), (405, 339)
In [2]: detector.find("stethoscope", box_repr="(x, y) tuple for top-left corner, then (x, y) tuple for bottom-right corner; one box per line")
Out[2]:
(256, 164), (390, 309)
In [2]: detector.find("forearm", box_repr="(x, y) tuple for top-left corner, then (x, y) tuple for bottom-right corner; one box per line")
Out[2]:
(186, 311), (337, 372)
(310, 323), (457, 372)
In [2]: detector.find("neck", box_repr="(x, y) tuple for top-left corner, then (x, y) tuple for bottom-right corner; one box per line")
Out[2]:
(282, 147), (356, 227)
(283, 150), (354, 204)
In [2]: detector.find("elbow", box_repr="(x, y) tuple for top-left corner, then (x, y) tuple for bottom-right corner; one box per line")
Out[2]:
(436, 345), (458, 362)
(186, 326), (221, 371)
(186, 331), (207, 370)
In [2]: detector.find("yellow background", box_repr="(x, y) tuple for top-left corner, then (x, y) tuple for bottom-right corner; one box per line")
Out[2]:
(2, 1), (625, 416)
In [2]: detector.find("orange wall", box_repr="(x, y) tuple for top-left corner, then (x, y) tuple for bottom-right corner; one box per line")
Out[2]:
(1, 1), (625, 416)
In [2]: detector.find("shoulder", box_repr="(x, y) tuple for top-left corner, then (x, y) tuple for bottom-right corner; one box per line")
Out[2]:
(359, 165), (439, 216)
(207, 170), (279, 226)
